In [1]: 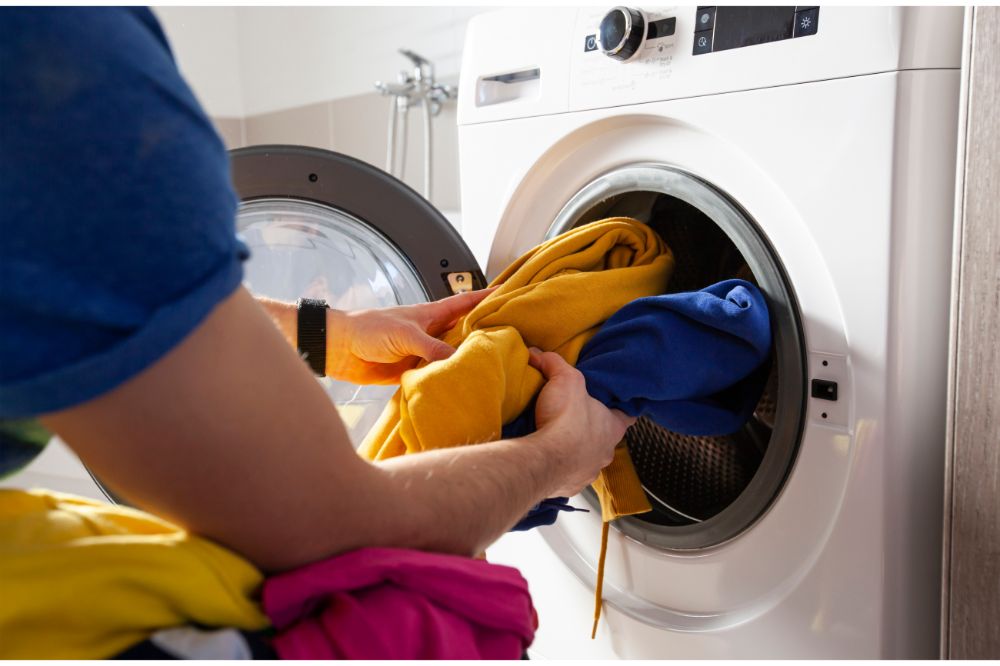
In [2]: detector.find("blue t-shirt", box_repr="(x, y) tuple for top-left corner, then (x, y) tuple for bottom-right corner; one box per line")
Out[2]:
(0, 9), (247, 470)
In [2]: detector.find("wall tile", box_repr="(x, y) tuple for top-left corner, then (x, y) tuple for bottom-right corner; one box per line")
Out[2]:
(329, 92), (461, 212)
(237, 93), (460, 213)
(212, 117), (245, 150)
(244, 101), (333, 150)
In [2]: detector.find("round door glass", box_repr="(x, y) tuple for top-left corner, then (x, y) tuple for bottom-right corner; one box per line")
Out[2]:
(237, 198), (428, 446)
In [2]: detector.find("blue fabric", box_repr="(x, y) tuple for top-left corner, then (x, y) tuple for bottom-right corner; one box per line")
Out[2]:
(576, 278), (772, 435)
(510, 497), (588, 532)
(506, 279), (772, 530)
(0, 8), (247, 430)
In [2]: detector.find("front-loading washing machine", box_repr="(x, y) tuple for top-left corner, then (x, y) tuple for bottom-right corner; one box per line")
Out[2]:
(458, 6), (963, 659)
(1, 5), (963, 660)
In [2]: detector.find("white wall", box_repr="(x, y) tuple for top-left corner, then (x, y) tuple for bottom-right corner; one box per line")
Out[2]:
(235, 6), (492, 116)
(153, 6), (244, 118)
(150, 6), (496, 212)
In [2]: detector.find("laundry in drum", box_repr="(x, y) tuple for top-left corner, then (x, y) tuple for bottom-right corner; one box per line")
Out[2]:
(503, 278), (773, 527)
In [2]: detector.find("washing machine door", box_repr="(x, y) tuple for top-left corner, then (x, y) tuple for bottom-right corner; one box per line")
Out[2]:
(86, 145), (484, 501)
(232, 145), (486, 445)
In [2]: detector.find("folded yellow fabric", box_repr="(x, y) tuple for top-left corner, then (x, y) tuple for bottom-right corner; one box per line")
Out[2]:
(360, 218), (674, 520)
(0, 489), (268, 659)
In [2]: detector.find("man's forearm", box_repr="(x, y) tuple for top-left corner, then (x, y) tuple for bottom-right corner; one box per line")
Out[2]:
(257, 297), (297, 345)
(357, 432), (567, 557)
(255, 296), (562, 557)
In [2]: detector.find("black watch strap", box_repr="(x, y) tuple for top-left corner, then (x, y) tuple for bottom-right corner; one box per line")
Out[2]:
(297, 298), (328, 376)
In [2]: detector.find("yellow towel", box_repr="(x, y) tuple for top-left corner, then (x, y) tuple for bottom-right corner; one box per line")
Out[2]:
(359, 218), (675, 633)
(0, 489), (268, 659)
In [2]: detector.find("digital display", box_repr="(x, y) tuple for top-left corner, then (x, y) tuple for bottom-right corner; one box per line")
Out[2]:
(712, 6), (796, 52)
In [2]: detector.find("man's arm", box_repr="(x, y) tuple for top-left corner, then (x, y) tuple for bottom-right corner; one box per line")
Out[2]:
(41, 287), (626, 571)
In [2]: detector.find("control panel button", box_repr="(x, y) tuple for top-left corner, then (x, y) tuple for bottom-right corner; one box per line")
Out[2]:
(584, 33), (598, 52)
(693, 29), (713, 55)
(695, 6), (716, 31)
(597, 6), (647, 61)
(793, 7), (819, 38)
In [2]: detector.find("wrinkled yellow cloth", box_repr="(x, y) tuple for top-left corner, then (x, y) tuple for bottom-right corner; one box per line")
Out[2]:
(361, 218), (672, 516)
(0, 489), (268, 659)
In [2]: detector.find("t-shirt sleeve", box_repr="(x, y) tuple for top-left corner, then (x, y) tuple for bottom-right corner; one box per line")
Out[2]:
(0, 8), (249, 418)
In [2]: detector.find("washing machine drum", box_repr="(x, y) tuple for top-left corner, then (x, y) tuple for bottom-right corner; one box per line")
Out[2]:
(553, 170), (806, 550)
(624, 217), (777, 525)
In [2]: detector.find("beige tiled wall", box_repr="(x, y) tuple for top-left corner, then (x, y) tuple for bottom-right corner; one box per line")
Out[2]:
(213, 92), (461, 213)
(212, 117), (245, 152)
(244, 101), (333, 150)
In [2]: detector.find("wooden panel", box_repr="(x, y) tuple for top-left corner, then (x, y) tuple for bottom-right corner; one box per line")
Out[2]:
(944, 6), (1000, 660)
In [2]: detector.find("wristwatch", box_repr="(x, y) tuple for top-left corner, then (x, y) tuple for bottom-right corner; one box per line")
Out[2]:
(296, 298), (328, 376)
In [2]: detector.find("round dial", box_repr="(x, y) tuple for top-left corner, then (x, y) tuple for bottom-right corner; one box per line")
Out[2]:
(596, 6), (646, 61)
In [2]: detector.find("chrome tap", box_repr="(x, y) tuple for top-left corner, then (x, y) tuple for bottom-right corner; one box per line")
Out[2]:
(375, 50), (457, 200)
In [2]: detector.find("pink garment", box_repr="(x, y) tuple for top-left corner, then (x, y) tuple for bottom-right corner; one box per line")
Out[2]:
(261, 547), (537, 660)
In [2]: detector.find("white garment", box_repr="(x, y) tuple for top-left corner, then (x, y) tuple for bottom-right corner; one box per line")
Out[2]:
(149, 626), (254, 660)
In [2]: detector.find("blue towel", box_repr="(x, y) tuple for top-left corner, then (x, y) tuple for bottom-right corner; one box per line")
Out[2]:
(508, 279), (771, 530)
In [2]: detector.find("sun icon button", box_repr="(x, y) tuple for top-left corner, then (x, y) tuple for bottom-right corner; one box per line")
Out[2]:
(793, 8), (819, 37)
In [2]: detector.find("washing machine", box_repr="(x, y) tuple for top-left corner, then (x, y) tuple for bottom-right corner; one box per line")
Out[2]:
(0, 4), (963, 660)
(458, 6), (963, 659)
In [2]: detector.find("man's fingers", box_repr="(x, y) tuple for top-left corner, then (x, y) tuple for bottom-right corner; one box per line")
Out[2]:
(528, 348), (576, 382)
(410, 332), (455, 363)
(419, 287), (497, 328)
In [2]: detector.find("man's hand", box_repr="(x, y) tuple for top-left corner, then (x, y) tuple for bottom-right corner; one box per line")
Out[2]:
(528, 349), (635, 498)
(257, 289), (496, 385)
(325, 288), (494, 384)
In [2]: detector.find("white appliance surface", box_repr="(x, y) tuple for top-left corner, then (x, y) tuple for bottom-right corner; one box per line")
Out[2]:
(459, 6), (961, 659)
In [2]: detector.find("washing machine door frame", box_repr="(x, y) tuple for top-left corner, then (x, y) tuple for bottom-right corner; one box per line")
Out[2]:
(546, 163), (808, 551)
(229, 145), (487, 301)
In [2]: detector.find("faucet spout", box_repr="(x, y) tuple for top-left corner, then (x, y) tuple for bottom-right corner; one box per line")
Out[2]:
(398, 49), (434, 82)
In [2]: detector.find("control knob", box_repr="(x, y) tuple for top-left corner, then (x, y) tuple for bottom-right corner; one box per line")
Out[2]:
(596, 6), (646, 61)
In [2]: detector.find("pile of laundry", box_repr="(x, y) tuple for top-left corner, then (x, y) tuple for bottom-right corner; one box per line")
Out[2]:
(0, 218), (771, 659)
(0, 489), (533, 659)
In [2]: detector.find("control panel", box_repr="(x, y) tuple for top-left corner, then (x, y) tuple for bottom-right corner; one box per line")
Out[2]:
(692, 6), (819, 56)
(458, 7), (964, 125)
(569, 6), (825, 110)
(582, 6), (821, 64)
